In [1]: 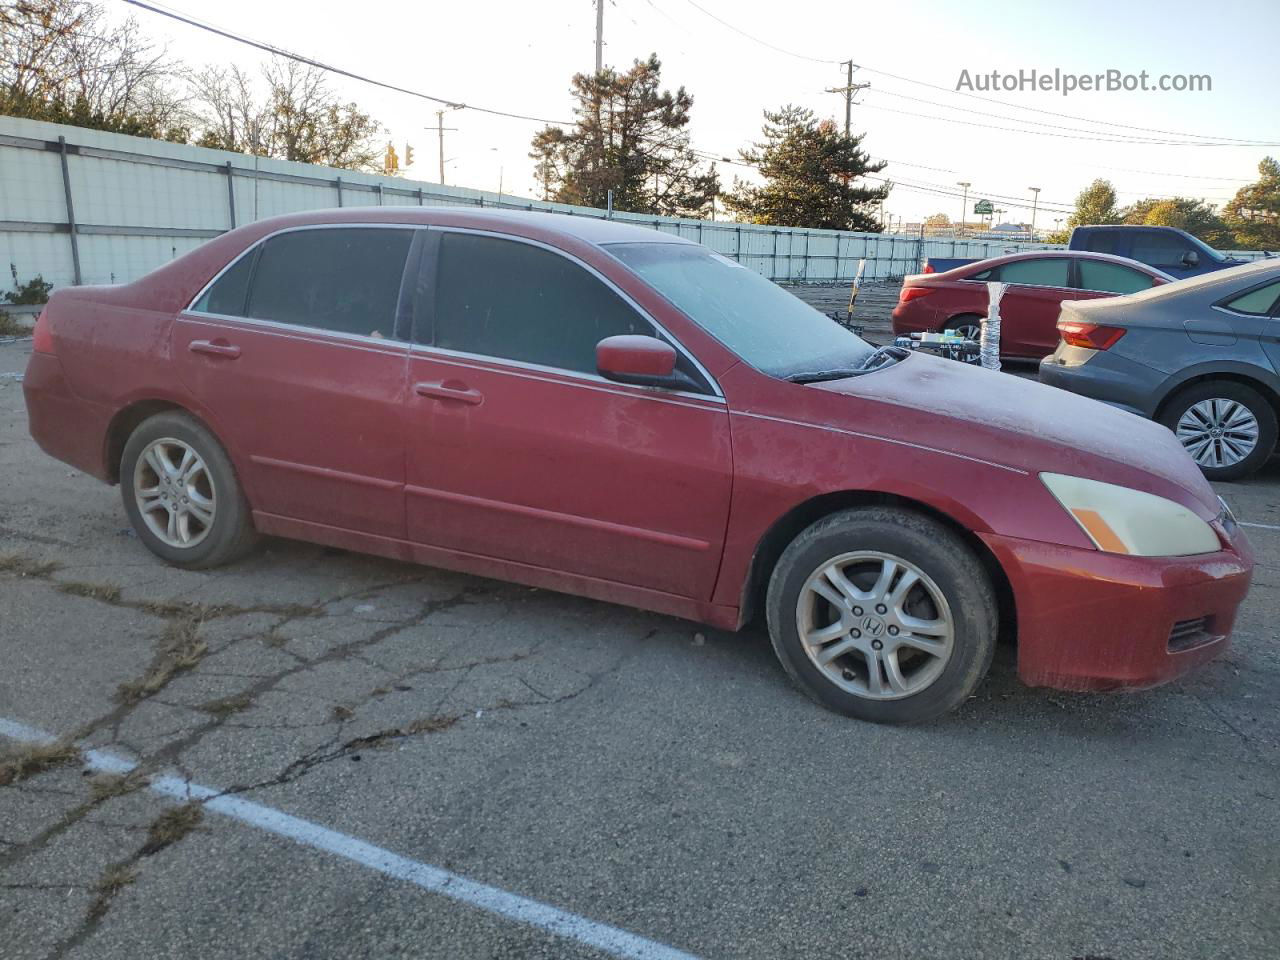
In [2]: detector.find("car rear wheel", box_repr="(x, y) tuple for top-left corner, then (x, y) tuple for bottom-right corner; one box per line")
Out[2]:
(765, 507), (997, 724)
(945, 315), (983, 341)
(1159, 381), (1277, 481)
(120, 411), (258, 569)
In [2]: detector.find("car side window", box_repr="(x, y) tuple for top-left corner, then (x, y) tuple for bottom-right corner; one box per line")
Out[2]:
(225, 228), (414, 339)
(192, 249), (256, 317)
(429, 232), (655, 374)
(990, 258), (1070, 288)
(1076, 259), (1155, 294)
(1081, 232), (1120, 255)
(1223, 281), (1280, 316)
(1129, 231), (1193, 268)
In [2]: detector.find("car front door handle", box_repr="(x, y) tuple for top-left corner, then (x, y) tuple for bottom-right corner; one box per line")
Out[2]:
(188, 339), (242, 359)
(414, 380), (484, 405)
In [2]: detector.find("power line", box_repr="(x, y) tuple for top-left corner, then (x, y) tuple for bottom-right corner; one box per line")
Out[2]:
(123, 0), (574, 127)
(675, 0), (1272, 145)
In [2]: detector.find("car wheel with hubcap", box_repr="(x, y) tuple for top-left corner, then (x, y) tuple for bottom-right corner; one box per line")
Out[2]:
(766, 507), (997, 724)
(120, 411), (257, 569)
(1159, 381), (1277, 482)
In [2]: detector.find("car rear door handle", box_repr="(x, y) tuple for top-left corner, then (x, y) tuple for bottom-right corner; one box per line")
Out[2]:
(414, 380), (484, 405)
(188, 339), (241, 359)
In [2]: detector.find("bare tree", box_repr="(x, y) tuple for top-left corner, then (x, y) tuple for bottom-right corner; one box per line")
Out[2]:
(187, 57), (381, 171)
(1, 0), (190, 138)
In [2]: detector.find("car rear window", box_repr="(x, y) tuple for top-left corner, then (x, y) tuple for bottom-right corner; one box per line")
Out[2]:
(1224, 281), (1280, 316)
(991, 258), (1070, 287)
(1076, 259), (1154, 295)
(194, 227), (414, 339)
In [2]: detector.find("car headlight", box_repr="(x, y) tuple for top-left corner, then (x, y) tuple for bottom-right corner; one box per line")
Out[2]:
(1040, 473), (1221, 557)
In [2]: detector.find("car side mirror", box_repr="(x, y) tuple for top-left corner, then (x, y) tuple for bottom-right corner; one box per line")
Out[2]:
(596, 335), (694, 390)
(1181, 250), (1200, 267)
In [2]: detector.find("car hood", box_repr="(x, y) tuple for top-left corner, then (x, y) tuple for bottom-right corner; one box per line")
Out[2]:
(811, 352), (1219, 514)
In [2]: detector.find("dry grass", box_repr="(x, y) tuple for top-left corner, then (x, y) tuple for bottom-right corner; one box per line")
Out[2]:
(0, 739), (82, 786)
(197, 692), (254, 718)
(89, 863), (138, 920)
(116, 619), (208, 705)
(139, 803), (204, 857)
(58, 581), (123, 604)
(405, 714), (459, 736)
(88, 772), (144, 802)
(0, 552), (61, 578)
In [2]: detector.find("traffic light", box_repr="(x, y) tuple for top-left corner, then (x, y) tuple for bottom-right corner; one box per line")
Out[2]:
(383, 142), (399, 174)
(404, 143), (414, 168)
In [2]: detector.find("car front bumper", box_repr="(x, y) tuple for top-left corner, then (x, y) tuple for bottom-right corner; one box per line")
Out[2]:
(981, 526), (1253, 692)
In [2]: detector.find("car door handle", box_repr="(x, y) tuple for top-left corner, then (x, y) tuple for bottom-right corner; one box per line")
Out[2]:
(188, 339), (241, 359)
(414, 380), (484, 405)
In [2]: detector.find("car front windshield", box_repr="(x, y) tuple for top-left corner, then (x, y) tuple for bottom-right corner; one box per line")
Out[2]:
(606, 242), (876, 378)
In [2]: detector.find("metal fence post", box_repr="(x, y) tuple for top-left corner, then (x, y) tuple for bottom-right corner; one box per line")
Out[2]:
(772, 230), (779, 280)
(56, 136), (82, 285)
(416, 188), (423, 206)
(735, 225), (742, 263)
(225, 161), (236, 228)
(375, 183), (383, 206)
(336, 176), (343, 208)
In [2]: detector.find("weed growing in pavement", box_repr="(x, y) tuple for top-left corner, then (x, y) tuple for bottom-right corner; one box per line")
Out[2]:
(0, 739), (82, 786)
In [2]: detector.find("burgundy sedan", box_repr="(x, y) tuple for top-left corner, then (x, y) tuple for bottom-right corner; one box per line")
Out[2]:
(24, 209), (1251, 724)
(892, 251), (1172, 359)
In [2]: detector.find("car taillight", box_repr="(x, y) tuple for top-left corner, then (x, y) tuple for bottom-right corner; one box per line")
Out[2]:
(922, 263), (936, 274)
(31, 310), (54, 354)
(1058, 320), (1126, 350)
(899, 287), (937, 303)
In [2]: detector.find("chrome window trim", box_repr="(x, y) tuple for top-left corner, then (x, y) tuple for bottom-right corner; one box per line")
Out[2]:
(407, 342), (726, 407)
(184, 221), (420, 319)
(426, 225), (723, 399)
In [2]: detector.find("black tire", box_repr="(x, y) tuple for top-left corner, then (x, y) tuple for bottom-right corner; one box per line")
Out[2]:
(765, 507), (996, 724)
(120, 411), (258, 569)
(1158, 380), (1277, 482)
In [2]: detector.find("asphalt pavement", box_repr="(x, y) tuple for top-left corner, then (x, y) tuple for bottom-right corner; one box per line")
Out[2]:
(1, 333), (1277, 960)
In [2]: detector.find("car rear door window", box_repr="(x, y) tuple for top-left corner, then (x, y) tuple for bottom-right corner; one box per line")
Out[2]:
(238, 228), (413, 338)
(1129, 231), (1194, 269)
(192, 248), (256, 316)
(991, 258), (1070, 287)
(1223, 281), (1280, 316)
(1076, 259), (1156, 294)
(1080, 231), (1121, 255)
(428, 232), (653, 374)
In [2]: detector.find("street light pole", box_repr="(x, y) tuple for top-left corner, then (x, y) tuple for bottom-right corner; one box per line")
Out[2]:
(1029, 186), (1041, 239)
(957, 181), (971, 236)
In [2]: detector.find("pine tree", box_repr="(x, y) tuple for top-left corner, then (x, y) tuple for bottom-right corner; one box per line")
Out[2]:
(723, 105), (889, 231)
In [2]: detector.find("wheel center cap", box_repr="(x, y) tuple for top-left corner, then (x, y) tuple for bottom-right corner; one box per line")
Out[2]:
(1211, 427), (1224, 438)
(862, 616), (887, 638)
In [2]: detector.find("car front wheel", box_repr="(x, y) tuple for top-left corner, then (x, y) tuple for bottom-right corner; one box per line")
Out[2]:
(120, 411), (258, 569)
(766, 507), (997, 724)
(1159, 381), (1277, 481)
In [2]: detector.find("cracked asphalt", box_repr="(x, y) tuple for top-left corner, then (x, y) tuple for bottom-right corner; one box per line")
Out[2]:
(1, 336), (1278, 960)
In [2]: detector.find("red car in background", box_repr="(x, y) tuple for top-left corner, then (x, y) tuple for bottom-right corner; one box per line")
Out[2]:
(892, 251), (1172, 359)
(23, 209), (1250, 725)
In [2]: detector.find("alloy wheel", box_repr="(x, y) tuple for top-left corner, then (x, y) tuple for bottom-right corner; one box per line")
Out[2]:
(795, 551), (955, 700)
(133, 437), (217, 548)
(1175, 398), (1259, 469)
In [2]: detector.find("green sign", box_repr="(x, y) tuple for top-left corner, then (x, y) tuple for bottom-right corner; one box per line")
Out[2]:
(973, 199), (993, 215)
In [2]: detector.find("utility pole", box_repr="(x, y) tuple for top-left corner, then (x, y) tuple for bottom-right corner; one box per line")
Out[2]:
(426, 110), (458, 186)
(1028, 186), (1041, 239)
(595, 0), (604, 73)
(957, 181), (971, 236)
(826, 60), (869, 137)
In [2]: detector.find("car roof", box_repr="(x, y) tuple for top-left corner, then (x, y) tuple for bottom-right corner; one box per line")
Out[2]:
(229, 206), (697, 247)
(937, 249), (1169, 278)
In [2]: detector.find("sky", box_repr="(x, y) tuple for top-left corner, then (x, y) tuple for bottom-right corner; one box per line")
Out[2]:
(120, 0), (1280, 229)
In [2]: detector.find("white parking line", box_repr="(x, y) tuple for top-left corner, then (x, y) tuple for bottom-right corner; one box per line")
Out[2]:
(0, 717), (701, 960)
(1239, 521), (1280, 532)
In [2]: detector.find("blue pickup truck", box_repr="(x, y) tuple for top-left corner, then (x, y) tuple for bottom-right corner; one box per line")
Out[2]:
(923, 225), (1258, 277)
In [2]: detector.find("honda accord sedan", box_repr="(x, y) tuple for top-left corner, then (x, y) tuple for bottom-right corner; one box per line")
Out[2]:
(1041, 259), (1280, 481)
(24, 209), (1253, 724)
(892, 251), (1171, 359)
